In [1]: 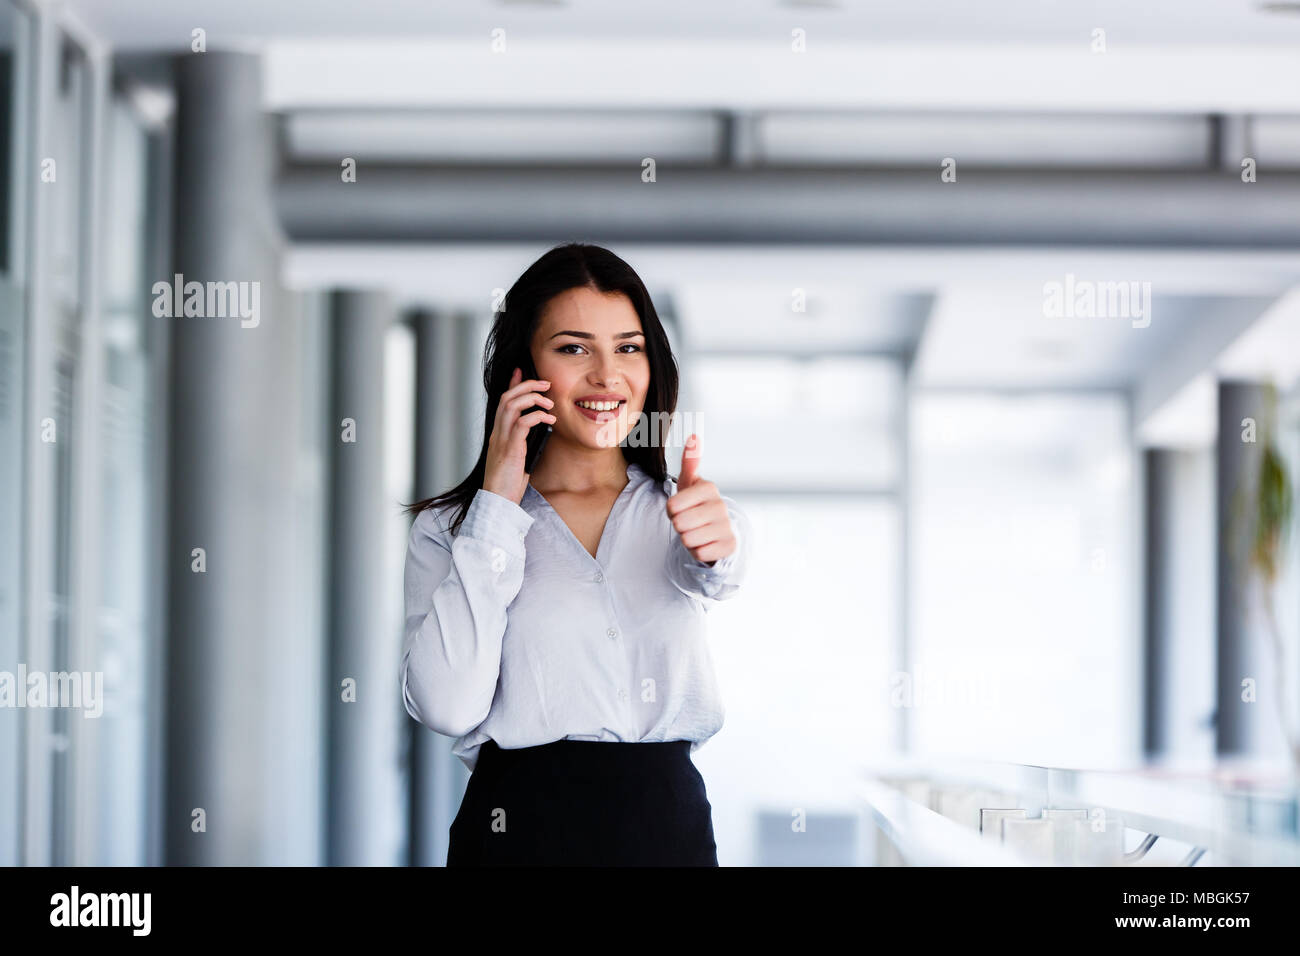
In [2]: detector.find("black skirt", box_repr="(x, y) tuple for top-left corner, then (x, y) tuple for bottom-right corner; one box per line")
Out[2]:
(446, 738), (719, 866)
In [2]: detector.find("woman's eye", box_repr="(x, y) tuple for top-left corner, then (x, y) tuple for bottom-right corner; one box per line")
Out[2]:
(556, 343), (642, 354)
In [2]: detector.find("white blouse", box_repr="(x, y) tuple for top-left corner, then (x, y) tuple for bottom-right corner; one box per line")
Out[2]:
(400, 460), (751, 772)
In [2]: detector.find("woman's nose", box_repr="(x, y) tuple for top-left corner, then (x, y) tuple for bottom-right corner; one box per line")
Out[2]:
(590, 357), (621, 385)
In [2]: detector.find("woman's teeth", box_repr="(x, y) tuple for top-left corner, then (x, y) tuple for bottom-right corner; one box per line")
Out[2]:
(576, 400), (622, 410)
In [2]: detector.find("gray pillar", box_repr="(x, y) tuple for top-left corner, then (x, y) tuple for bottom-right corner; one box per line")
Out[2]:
(1216, 382), (1291, 759)
(327, 289), (404, 865)
(166, 51), (323, 864)
(407, 308), (478, 866)
(1145, 448), (1216, 760)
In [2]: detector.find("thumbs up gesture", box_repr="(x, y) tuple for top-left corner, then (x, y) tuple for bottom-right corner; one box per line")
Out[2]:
(666, 434), (737, 567)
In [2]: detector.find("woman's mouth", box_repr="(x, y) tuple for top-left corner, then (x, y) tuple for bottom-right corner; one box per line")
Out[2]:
(574, 400), (625, 422)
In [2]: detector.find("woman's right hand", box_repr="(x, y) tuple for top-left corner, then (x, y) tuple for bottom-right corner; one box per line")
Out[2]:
(482, 366), (557, 504)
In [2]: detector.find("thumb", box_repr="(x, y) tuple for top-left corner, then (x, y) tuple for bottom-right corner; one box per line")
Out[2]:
(679, 434), (702, 488)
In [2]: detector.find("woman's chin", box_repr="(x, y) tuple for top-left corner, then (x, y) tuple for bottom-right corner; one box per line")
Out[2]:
(549, 426), (625, 450)
(586, 422), (627, 449)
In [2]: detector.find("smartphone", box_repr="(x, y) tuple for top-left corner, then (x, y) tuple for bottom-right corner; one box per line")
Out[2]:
(521, 358), (552, 475)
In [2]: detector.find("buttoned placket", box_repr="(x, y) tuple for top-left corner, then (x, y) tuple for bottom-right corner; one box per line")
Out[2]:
(594, 544), (628, 721)
(527, 467), (640, 730)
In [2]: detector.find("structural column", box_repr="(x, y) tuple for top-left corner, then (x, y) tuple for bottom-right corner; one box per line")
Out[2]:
(1144, 447), (1215, 760)
(407, 308), (480, 866)
(327, 288), (404, 865)
(166, 51), (323, 864)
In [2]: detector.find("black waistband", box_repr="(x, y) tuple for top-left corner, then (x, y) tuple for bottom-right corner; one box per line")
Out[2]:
(477, 738), (692, 774)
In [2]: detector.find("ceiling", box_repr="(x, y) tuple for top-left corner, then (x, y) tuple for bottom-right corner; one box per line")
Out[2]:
(912, 290), (1278, 390)
(58, 0), (1300, 49)
(285, 243), (1300, 401)
(50, 0), (1300, 415)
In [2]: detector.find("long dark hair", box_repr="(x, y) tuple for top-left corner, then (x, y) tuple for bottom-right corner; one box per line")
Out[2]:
(401, 242), (680, 535)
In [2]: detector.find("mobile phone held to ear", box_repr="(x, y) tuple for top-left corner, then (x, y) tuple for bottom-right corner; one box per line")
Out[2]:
(522, 359), (552, 475)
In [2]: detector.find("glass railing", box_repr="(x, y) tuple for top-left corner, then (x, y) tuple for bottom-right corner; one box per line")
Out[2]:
(861, 757), (1300, 866)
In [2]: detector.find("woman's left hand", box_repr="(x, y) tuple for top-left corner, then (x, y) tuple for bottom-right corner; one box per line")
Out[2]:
(666, 434), (736, 567)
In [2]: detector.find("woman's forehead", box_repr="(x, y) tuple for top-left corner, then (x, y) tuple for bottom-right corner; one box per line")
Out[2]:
(538, 287), (641, 331)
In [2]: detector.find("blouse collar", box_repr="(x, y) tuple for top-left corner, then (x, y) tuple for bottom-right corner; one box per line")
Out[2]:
(523, 459), (643, 511)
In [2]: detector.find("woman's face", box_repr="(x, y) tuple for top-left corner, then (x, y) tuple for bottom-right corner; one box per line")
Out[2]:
(530, 286), (649, 451)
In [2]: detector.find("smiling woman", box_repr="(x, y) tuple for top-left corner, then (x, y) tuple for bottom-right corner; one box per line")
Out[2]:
(399, 242), (751, 866)
(402, 243), (681, 528)
(527, 287), (649, 464)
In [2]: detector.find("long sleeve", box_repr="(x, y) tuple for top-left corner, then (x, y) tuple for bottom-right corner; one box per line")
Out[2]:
(665, 494), (751, 605)
(400, 488), (536, 738)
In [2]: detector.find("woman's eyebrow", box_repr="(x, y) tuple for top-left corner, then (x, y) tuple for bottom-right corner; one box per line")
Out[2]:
(547, 330), (645, 340)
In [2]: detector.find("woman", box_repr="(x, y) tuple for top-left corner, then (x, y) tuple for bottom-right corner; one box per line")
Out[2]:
(400, 242), (751, 866)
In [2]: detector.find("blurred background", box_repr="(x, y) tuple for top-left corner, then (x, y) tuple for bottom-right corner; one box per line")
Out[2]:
(4, 0), (1300, 867)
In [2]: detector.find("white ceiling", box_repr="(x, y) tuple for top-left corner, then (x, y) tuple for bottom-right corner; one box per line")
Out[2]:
(57, 0), (1300, 49)
(285, 243), (1300, 399)
(50, 0), (1300, 407)
(1136, 290), (1300, 448)
(671, 282), (929, 355)
(1218, 287), (1300, 388)
(49, 0), (1299, 112)
(911, 289), (1278, 390)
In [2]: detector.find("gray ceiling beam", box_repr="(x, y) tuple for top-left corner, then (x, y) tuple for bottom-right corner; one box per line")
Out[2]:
(276, 164), (1300, 246)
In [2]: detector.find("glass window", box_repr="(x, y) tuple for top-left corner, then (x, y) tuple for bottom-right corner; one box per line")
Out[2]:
(90, 97), (155, 865)
(684, 355), (901, 490)
(679, 351), (904, 864)
(909, 392), (1135, 768)
(0, 0), (23, 868)
(43, 31), (91, 868)
(0, 1), (14, 275)
(702, 496), (900, 865)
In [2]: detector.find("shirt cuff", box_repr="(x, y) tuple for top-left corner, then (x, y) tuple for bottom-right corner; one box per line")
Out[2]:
(458, 488), (536, 562)
(681, 522), (742, 599)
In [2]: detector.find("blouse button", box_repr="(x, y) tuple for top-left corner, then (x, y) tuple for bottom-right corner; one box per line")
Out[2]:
(594, 571), (604, 583)
(606, 627), (618, 640)
(490, 547), (507, 572)
(517, 531), (526, 541)
(617, 689), (628, 701)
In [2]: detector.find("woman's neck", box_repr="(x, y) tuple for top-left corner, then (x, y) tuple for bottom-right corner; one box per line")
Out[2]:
(528, 447), (629, 497)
